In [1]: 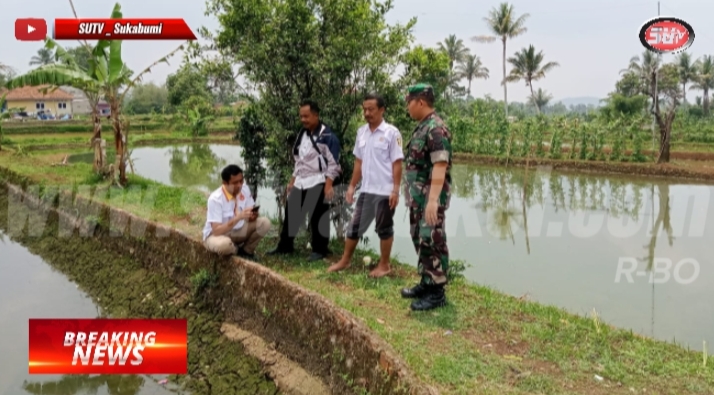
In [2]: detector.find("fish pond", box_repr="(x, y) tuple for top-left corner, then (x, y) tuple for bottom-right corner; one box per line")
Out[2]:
(68, 143), (714, 353)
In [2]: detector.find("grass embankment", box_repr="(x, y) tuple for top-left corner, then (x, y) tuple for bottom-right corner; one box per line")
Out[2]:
(1, 130), (235, 151)
(0, 168), (278, 394)
(2, 116), (236, 134)
(1, 148), (712, 395)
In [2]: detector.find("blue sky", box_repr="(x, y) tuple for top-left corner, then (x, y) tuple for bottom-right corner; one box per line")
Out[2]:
(0, 0), (711, 103)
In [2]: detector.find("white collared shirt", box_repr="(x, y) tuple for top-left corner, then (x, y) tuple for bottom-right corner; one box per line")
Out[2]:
(294, 133), (325, 189)
(202, 184), (255, 240)
(353, 121), (404, 196)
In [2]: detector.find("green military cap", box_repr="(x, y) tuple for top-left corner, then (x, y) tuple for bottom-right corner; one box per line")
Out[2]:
(406, 83), (434, 101)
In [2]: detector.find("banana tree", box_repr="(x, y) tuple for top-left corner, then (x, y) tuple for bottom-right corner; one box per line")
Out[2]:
(8, 2), (186, 184)
(83, 2), (186, 185)
(5, 39), (106, 171)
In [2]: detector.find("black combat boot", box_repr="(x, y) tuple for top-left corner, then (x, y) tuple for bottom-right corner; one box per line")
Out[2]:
(400, 281), (428, 299)
(410, 284), (446, 311)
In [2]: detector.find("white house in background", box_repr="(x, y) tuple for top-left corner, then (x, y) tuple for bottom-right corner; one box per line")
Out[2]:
(60, 86), (91, 114)
(60, 86), (110, 116)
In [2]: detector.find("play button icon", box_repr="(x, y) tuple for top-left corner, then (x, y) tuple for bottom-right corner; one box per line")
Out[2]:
(15, 18), (47, 41)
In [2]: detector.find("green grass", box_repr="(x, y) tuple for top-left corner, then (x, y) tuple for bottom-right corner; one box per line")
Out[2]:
(2, 116), (236, 134)
(1, 149), (712, 394)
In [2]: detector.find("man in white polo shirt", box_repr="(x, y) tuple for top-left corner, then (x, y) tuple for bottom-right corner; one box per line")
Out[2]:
(202, 164), (271, 260)
(327, 93), (403, 277)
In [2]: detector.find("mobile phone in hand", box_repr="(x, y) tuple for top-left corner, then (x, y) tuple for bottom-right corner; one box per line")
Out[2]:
(252, 205), (260, 212)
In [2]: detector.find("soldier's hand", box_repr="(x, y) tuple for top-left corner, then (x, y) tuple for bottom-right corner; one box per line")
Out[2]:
(425, 200), (439, 226)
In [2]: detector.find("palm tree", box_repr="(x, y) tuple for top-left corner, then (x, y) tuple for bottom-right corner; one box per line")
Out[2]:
(621, 51), (661, 103)
(505, 45), (559, 113)
(456, 54), (489, 96)
(528, 88), (552, 111)
(472, 2), (529, 118)
(29, 48), (54, 66)
(437, 34), (470, 71)
(437, 35), (470, 99)
(690, 55), (714, 116)
(675, 52), (697, 104)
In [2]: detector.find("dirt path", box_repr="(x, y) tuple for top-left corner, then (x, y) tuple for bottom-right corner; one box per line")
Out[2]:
(454, 153), (714, 183)
(221, 324), (330, 395)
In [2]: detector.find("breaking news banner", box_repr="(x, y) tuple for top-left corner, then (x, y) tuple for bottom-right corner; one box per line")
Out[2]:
(53, 18), (197, 40)
(28, 318), (187, 375)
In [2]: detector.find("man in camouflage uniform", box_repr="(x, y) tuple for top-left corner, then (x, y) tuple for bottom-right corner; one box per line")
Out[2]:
(401, 83), (453, 311)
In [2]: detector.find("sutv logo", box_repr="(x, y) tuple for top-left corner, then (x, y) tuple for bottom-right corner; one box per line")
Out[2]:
(639, 16), (694, 54)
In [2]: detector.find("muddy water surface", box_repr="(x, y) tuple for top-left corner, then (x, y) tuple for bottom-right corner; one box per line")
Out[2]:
(0, 231), (179, 395)
(71, 144), (714, 352)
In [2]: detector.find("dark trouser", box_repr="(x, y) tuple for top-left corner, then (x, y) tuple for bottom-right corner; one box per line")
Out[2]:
(346, 193), (395, 240)
(409, 205), (449, 285)
(276, 183), (331, 254)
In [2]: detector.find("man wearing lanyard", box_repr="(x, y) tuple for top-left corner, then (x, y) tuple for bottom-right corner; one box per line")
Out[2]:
(202, 164), (271, 259)
(268, 100), (341, 261)
(327, 93), (403, 277)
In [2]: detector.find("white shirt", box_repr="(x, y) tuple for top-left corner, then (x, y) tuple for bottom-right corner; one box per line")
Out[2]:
(353, 121), (404, 196)
(294, 133), (326, 190)
(202, 184), (255, 240)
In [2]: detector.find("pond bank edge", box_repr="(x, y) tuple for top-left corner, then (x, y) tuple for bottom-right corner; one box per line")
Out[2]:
(0, 167), (436, 395)
(17, 138), (239, 152)
(455, 153), (714, 183)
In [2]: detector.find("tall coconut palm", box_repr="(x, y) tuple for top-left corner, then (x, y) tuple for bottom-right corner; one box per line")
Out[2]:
(621, 51), (661, 101)
(528, 88), (552, 111)
(690, 55), (714, 116)
(438, 35), (470, 99)
(29, 48), (54, 66)
(472, 2), (529, 118)
(438, 34), (470, 71)
(676, 52), (697, 104)
(505, 45), (559, 113)
(456, 54), (489, 96)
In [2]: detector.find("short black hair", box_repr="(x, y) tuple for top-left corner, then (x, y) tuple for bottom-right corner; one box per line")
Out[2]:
(221, 164), (243, 182)
(363, 93), (386, 109)
(299, 99), (320, 114)
(419, 94), (435, 108)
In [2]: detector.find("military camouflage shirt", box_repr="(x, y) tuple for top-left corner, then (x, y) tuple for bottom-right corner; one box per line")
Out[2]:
(403, 111), (453, 209)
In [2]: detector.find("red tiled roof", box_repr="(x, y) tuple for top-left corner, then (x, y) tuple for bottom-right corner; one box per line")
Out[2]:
(3, 85), (74, 101)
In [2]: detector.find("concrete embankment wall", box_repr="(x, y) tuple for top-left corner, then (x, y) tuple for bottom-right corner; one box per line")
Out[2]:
(0, 167), (437, 395)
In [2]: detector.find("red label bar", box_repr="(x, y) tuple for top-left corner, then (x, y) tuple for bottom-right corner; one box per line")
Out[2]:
(28, 318), (188, 374)
(54, 18), (196, 40)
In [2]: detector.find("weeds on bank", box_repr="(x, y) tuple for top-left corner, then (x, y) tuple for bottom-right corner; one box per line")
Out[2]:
(190, 268), (219, 295)
(248, 225), (714, 394)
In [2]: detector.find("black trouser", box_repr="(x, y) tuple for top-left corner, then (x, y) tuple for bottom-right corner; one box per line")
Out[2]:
(276, 183), (331, 254)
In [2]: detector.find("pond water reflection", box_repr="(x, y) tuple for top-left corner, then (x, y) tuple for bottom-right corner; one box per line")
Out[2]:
(69, 144), (714, 352)
(0, 231), (179, 395)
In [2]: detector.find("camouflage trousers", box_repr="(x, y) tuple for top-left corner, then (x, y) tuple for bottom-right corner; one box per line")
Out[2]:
(409, 205), (449, 285)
